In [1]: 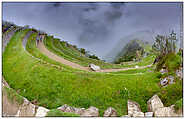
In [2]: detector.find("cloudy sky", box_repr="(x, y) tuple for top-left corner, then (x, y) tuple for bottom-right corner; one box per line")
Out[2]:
(2, 2), (183, 60)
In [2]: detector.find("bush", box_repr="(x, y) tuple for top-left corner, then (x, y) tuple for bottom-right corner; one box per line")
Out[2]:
(46, 109), (80, 117)
(174, 98), (183, 111)
(89, 54), (100, 60)
(158, 79), (182, 107)
(156, 53), (181, 72)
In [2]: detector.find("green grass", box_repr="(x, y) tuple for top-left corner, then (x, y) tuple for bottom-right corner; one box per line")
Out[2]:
(46, 109), (80, 117)
(3, 29), (183, 116)
(44, 36), (155, 69)
(158, 79), (183, 107)
(156, 53), (182, 72)
(174, 98), (183, 111)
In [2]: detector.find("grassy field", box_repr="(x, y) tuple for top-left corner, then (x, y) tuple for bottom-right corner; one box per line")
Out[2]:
(3, 29), (182, 116)
(44, 36), (155, 69)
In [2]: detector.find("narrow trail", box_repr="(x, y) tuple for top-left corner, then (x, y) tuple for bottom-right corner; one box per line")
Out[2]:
(2, 27), (19, 52)
(37, 41), (90, 71)
(37, 41), (152, 72)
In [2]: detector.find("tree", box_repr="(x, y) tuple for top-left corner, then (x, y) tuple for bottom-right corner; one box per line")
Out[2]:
(80, 48), (86, 54)
(152, 30), (178, 64)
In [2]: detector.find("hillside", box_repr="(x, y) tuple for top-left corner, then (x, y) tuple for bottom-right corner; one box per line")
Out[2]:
(114, 39), (152, 64)
(2, 22), (183, 117)
(105, 30), (154, 62)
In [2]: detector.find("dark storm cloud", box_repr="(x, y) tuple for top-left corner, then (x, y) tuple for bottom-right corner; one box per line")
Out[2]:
(2, 2), (183, 60)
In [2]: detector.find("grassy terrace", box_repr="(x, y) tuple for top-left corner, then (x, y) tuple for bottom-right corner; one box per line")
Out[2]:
(44, 36), (155, 69)
(3, 29), (182, 116)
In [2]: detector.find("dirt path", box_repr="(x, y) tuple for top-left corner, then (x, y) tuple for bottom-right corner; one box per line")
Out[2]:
(2, 27), (19, 52)
(37, 41), (90, 71)
(97, 64), (152, 72)
(37, 41), (152, 72)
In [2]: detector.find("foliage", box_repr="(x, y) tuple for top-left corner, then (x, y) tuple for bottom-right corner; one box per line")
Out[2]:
(156, 53), (181, 72)
(80, 48), (86, 54)
(89, 54), (100, 60)
(46, 109), (80, 117)
(114, 39), (145, 63)
(174, 98), (183, 111)
(158, 79), (182, 107)
(152, 31), (177, 56)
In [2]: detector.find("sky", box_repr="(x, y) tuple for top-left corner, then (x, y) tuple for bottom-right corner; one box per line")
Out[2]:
(2, 2), (183, 61)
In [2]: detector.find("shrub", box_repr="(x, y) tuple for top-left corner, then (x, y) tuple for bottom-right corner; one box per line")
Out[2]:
(89, 54), (100, 60)
(158, 80), (182, 107)
(174, 98), (183, 111)
(156, 53), (181, 72)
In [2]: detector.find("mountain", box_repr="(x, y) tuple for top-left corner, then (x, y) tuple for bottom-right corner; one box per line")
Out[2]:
(114, 39), (152, 63)
(104, 30), (154, 62)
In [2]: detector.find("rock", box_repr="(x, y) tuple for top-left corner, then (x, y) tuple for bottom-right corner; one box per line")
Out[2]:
(154, 105), (179, 117)
(16, 98), (36, 117)
(57, 104), (85, 115)
(103, 107), (117, 117)
(176, 68), (183, 80)
(133, 112), (144, 117)
(145, 112), (153, 117)
(147, 95), (164, 112)
(122, 115), (130, 117)
(160, 68), (168, 74)
(57, 104), (75, 113)
(81, 106), (99, 117)
(89, 64), (100, 71)
(168, 76), (175, 84)
(160, 78), (168, 86)
(127, 100), (141, 117)
(35, 106), (49, 117)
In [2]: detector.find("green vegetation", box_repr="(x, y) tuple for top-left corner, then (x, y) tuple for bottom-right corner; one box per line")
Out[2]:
(158, 79), (182, 107)
(46, 109), (80, 117)
(3, 86), (24, 105)
(114, 39), (151, 63)
(156, 53), (182, 72)
(174, 98), (183, 111)
(44, 36), (154, 69)
(2, 25), (183, 117)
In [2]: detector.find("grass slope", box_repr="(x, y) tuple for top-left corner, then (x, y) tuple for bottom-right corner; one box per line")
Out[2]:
(44, 36), (155, 69)
(3, 29), (182, 116)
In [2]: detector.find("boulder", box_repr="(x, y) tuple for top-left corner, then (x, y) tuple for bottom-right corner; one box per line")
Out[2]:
(89, 64), (100, 71)
(16, 98), (36, 117)
(154, 105), (179, 117)
(133, 112), (144, 117)
(81, 106), (99, 117)
(127, 100), (141, 117)
(35, 106), (49, 117)
(57, 104), (75, 113)
(103, 107), (117, 117)
(147, 95), (164, 112)
(168, 76), (175, 84)
(176, 68), (183, 80)
(57, 104), (85, 115)
(145, 112), (153, 117)
(160, 78), (168, 86)
(160, 68), (168, 74)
